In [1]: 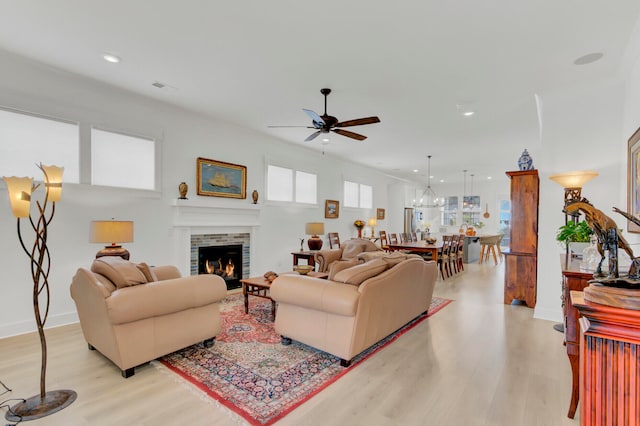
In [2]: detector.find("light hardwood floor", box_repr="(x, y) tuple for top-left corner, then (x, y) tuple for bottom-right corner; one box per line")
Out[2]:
(0, 262), (578, 425)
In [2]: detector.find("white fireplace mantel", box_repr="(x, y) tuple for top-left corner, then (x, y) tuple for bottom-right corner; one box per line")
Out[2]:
(169, 199), (261, 276)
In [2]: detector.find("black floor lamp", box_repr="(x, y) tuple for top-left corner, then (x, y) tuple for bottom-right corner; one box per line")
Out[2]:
(549, 170), (598, 333)
(3, 164), (76, 422)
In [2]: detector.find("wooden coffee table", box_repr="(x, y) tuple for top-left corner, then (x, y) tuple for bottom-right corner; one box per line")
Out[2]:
(240, 272), (329, 321)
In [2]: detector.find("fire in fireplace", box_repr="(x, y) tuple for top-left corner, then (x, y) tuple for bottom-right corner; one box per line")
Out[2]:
(198, 244), (242, 290)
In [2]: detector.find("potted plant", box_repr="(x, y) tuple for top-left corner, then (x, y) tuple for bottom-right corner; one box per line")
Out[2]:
(556, 220), (593, 255)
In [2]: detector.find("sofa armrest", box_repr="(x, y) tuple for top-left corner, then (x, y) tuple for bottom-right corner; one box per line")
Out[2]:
(271, 275), (359, 316)
(106, 274), (227, 325)
(151, 265), (182, 281)
(315, 249), (343, 273)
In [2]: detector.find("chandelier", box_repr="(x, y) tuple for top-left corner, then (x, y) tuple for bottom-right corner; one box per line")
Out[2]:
(418, 155), (444, 208)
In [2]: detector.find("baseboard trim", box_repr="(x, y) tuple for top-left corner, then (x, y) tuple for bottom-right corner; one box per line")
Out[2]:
(0, 311), (78, 339)
(533, 306), (562, 323)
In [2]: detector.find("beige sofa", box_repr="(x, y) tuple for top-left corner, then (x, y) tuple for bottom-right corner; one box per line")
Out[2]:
(314, 238), (382, 273)
(271, 252), (438, 366)
(70, 257), (227, 377)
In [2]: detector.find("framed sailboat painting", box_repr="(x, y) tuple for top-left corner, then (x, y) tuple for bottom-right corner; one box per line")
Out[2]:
(197, 157), (247, 199)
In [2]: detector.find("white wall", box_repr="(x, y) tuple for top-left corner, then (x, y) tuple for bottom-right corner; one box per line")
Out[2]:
(0, 51), (401, 338)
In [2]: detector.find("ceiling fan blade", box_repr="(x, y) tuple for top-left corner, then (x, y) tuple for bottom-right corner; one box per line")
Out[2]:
(305, 131), (322, 142)
(303, 109), (325, 128)
(267, 125), (315, 128)
(332, 129), (367, 141)
(335, 116), (380, 128)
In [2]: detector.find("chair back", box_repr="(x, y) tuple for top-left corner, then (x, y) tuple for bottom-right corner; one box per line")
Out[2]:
(328, 232), (341, 249)
(389, 233), (399, 245)
(379, 230), (389, 249)
(449, 235), (459, 256)
(457, 234), (465, 251)
(400, 233), (409, 243)
(441, 235), (452, 257)
(410, 232), (418, 242)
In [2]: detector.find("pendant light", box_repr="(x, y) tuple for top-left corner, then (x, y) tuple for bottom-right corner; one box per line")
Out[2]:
(469, 173), (475, 209)
(420, 155), (444, 208)
(462, 170), (468, 209)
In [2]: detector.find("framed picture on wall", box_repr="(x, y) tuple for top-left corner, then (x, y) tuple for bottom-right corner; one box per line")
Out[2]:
(627, 126), (640, 233)
(377, 208), (385, 220)
(325, 200), (339, 218)
(197, 157), (247, 199)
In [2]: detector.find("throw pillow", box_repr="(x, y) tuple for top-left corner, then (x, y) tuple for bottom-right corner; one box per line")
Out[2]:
(341, 242), (366, 260)
(333, 258), (388, 286)
(136, 262), (158, 282)
(328, 259), (360, 281)
(91, 256), (147, 289)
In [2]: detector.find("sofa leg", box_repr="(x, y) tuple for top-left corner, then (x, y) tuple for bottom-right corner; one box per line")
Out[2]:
(340, 359), (352, 367)
(281, 336), (292, 346)
(88, 343), (96, 351)
(203, 337), (215, 348)
(122, 368), (135, 378)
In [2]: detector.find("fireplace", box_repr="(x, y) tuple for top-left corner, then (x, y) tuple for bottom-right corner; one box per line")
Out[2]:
(198, 244), (243, 290)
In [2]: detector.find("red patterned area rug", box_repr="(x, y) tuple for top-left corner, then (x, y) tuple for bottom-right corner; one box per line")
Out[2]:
(159, 293), (452, 425)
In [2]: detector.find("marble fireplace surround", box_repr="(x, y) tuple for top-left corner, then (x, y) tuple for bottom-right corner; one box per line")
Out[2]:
(170, 199), (260, 278)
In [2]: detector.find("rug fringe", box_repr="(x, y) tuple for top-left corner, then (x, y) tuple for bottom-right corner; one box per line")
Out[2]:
(151, 360), (248, 425)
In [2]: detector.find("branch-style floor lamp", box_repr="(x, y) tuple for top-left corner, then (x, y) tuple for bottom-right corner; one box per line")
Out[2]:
(3, 164), (76, 422)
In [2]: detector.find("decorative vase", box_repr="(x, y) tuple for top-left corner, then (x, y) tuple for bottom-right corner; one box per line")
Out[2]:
(178, 182), (188, 199)
(357, 228), (363, 238)
(518, 149), (534, 171)
(252, 189), (259, 204)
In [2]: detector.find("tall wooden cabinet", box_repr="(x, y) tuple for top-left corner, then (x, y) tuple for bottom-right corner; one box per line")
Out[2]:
(504, 170), (539, 308)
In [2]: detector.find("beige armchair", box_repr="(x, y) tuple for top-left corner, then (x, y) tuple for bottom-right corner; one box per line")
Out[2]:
(315, 238), (382, 274)
(70, 257), (227, 377)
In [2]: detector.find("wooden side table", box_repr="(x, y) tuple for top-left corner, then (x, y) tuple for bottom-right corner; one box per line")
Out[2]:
(291, 251), (316, 270)
(240, 276), (276, 321)
(572, 290), (640, 425)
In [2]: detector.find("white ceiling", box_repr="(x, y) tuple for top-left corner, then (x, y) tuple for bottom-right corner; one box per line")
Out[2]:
(1, 1), (639, 186)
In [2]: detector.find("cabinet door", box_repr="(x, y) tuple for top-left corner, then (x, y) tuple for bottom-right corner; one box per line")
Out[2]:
(508, 171), (539, 254)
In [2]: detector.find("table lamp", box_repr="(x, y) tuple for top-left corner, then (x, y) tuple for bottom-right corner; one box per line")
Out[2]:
(305, 222), (324, 250)
(549, 170), (599, 205)
(368, 217), (377, 237)
(90, 220), (134, 260)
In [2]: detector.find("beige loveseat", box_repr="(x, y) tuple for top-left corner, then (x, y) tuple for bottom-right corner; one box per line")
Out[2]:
(271, 252), (438, 366)
(314, 238), (382, 273)
(70, 257), (227, 377)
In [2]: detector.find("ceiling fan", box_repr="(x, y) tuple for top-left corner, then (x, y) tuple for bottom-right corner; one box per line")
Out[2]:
(269, 88), (380, 142)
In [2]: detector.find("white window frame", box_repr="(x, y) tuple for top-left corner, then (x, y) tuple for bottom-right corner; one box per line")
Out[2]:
(266, 163), (317, 204)
(344, 180), (373, 209)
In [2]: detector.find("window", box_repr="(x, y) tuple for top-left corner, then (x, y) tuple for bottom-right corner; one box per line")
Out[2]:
(344, 181), (372, 208)
(267, 165), (317, 203)
(499, 199), (511, 247)
(91, 128), (155, 190)
(462, 195), (481, 225)
(441, 196), (458, 226)
(0, 108), (80, 182)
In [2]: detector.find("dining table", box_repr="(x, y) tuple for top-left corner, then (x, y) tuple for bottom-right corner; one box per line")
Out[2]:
(387, 241), (442, 261)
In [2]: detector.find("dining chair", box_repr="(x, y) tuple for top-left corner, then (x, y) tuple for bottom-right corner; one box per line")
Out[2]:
(400, 233), (409, 243)
(437, 235), (452, 279)
(479, 235), (500, 265)
(389, 233), (399, 245)
(328, 232), (341, 249)
(379, 230), (390, 251)
(456, 234), (465, 272)
(410, 232), (418, 242)
(448, 235), (459, 274)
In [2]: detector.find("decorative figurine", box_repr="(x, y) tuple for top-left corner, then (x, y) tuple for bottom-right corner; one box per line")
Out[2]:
(517, 149), (534, 171)
(299, 238), (304, 252)
(178, 182), (188, 199)
(252, 189), (259, 204)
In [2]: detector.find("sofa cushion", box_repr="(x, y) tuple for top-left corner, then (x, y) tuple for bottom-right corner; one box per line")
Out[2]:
(333, 258), (388, 286)
(356, 251), (387, 263)
(328, 258), (360, 281)
(136, 262), (158, 282)
(91, 257), (147, 289)
(341, 242), (367, 260)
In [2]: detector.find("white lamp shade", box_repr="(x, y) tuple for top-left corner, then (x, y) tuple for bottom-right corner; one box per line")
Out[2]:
(3, 176), (33, 218)
(305, 222), (324, 236)
(41, 164), (64, 202)
(90, 220), (134, 244)
(549, 170), (598, 189)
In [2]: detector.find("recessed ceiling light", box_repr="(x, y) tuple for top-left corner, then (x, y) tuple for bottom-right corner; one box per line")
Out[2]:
(322, 138), (329, 142)
(487, 176), (492, 180)
(413, 169), (419, 173)
(463, 111), (475, 117)
(574, 52), (603, 65)
(103, 53), (121, 63)
(440, 179), (444, 183)
(429, 175), (434, 179)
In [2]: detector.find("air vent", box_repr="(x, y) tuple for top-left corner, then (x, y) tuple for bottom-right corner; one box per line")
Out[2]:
(152, 81), (166, 89)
